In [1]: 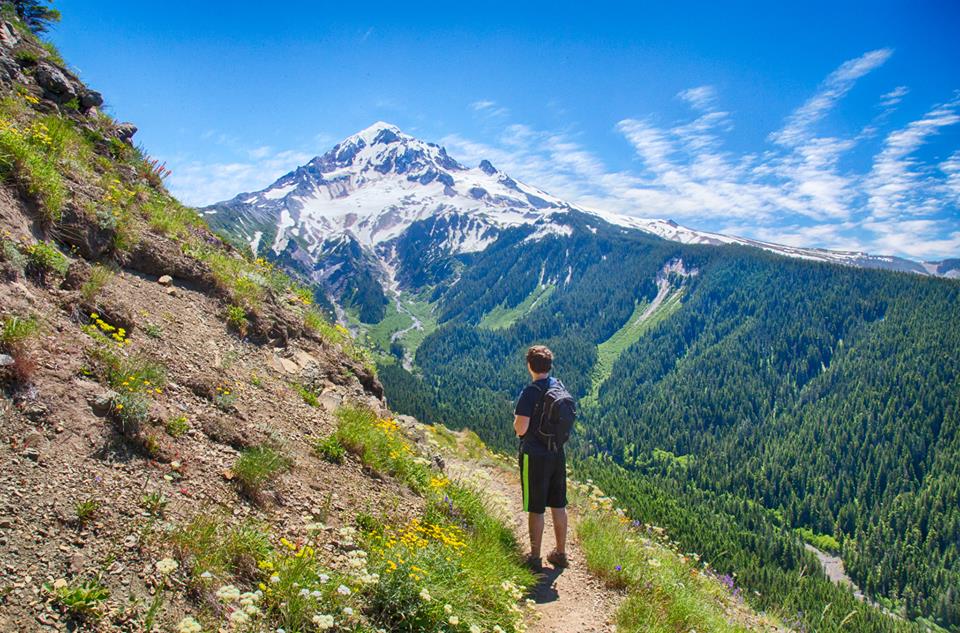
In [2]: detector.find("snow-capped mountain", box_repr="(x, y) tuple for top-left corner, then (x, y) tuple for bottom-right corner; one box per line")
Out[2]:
(204, 122), (956, 320)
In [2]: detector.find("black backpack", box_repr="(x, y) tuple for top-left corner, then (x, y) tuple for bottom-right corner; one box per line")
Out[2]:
(531, 379), (576, 452)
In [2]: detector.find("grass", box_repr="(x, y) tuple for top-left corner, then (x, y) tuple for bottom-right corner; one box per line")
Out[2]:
(581, 287), (684, 410)
(0, 115), (66, 221)
(334, 403), (535, 632)
(305, 308), (377, 371)
(313, 434), (346, 464)
(478, 284), (555, 330)
(575, 494), (756, 633)
(170, 514), (271, 581)
(233, 446), (291, 498)
(80, 263), (113, 302)
(335, 405), (430, 493)
(362, 293), (439, 365)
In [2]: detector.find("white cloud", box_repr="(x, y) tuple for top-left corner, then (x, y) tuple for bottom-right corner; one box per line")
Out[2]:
(446, 51), (959, 260)
(880, 86), (909, 108)
(167, 148), (313, 207)
(770, 48), (892, 147)
(866, 96), (960, 219)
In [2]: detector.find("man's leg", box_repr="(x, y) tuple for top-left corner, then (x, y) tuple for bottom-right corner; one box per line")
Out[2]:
(551, 506), (567, 554)
(528, 512), (545, 558)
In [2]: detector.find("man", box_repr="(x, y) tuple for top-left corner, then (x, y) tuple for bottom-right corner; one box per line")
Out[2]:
(514, 345), (569, 570)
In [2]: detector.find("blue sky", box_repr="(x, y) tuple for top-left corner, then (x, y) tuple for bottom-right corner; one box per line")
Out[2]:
(51, 1), (960, 260)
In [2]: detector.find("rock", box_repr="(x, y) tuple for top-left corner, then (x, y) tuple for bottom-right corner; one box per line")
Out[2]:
(0, 354), (12, 367)
(0, 22), (19, 48)
(68, 553), (85, 575)
(115, 122), (137, 145)
(22, 448), (39, 462)
(157, 275), (173, 286)
(279, 357), (299, 374)
(34, 62), (76, 102)
(79, 90), (103, 111)
(0, 517), (12, 529)
(165, 286), (177, 296)
(91, 391), (119, 416)
(55, 204), (115, 260)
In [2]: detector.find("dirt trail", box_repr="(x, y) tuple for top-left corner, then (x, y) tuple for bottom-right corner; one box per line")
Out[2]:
(447, 457), (622, 633)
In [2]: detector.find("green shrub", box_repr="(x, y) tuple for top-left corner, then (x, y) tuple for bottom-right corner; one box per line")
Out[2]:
(1, 238), (26, 271)
(297, 384), (319, 407)
(213, 384), (237, 410)
(313, 434), (346, 464)
(140, 491), (168, 517)
(74, 498), (99, 526)
(14, 49), (38, 65)
(225, 304), (248, 334)
(143, 323), (162, 338)
(233, 446), (291, 497)
(79, 264), (112, 301)
(165, 415), (189, 437)
(111, 391), (149, 432)
(44, 579), (109, 619)
(24, 241), (68, 277)
(0, 314), (38, 351)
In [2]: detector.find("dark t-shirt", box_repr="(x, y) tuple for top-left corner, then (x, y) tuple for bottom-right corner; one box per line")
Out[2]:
(515, 376), (558, 456)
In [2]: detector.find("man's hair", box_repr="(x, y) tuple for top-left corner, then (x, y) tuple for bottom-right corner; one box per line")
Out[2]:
(526, 345), (553, 374)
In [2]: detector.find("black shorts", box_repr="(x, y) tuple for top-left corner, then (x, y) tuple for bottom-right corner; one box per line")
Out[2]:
(519, 450), (567, 514)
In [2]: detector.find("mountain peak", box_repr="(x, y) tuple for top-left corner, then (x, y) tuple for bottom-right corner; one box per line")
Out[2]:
(344, 121), (405, 147)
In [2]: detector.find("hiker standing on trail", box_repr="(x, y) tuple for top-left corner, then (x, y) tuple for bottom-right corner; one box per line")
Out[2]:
(513, 345), (577, 571)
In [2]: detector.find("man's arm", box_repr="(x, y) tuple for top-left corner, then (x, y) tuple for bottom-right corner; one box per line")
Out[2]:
(514, 414), (530, 438)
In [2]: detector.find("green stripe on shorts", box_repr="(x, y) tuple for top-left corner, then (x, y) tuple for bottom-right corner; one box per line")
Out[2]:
(522, 453), (530, 512)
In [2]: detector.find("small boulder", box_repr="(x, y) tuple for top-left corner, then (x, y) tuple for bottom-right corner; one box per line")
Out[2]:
(34, 62), (76, 102)
(0, 22), (20, 48)
(157, 275), (173, 286)
(115, 122), (137, 145)
(79, 90), (103, 111)
(0, 354), (12, 367)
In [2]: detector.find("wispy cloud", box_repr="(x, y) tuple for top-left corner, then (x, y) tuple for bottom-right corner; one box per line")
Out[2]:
(769, 48), (892, 147)
(449, 50), (959, 260)
(166, 147), (314, 206)
(470, 99), (510, 118)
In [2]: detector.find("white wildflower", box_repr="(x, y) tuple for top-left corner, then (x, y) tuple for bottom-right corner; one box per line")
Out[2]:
(419, 587), (432, 602)
(312, 614), (335, 629)
(229, 609), (250, 626)
(449, 615), (460, 625)
(318, 573), (330, 584)
(216, 585), (241, 603)
(176, 616), (202, 633)
(343, 606), (354, 616)
(336, 584), (351, 596)
(155, 558), (179, 575)
(470, 625), (482, 633)
(444, 603), (453, 614)
(270, 574), (281, 584)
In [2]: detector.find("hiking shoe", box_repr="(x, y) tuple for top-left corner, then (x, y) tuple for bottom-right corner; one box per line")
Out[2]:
(525, 555), (542, 571)
(547, 549), (569, 568)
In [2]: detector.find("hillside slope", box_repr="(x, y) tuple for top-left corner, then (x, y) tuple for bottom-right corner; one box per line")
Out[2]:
(0, 13), (790, 633)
